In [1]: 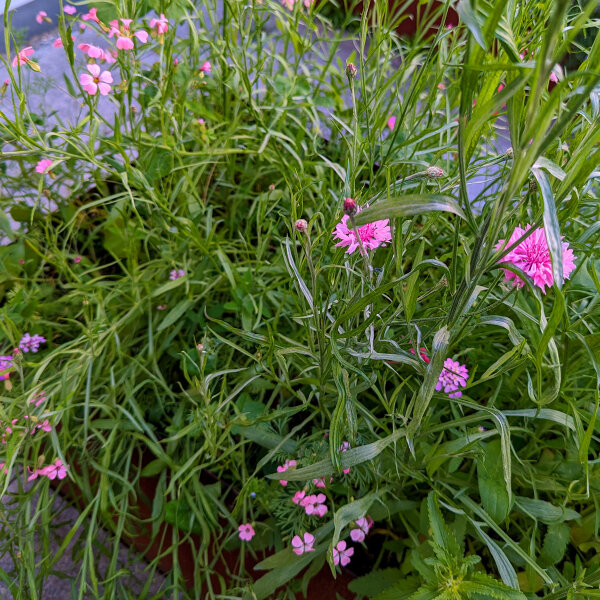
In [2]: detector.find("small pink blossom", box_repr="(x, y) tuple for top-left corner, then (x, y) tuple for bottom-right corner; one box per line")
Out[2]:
(332, 205), (392, 255)
(200, 61), (211, 73)
(27, 467), (43, 481)
(410, 347), (431, 364)
(156, 304), (167, 310)
(109, 19), (148, 50)
(312, 476), (332, 488)
(73, 256), (82, 263)
(496, 224), (576, 293)
(291, 532), (315, 555)
(238, 523), (255, 541)
(149, 13), (168, 35)
(78, 43), (115, 63)
(276, 459), (297, 486)
(387, 115), (396, 131)
(36, 419), (52, 433)
(437, 82), (446, 90)
(36, 11), (49, 24)
(301, 493), (327, 517)
(339, 441), (351, 474)
(0, 356), (13, 381)
(292, 490), (306, 505)
(332, 540), (354, 566)
(53, 38), (64, 48)
(41, 459), (68, 480)
(30, 392), (46, 407)
(80, 63), (113, 96)
(549, 72), (558, 83)
(169, 268), (185, 280)
(63, 5), (77, 15)
(0, 463), (8, 475)
(12, 46), (34, 67)
(436, 358), (469, 398)
(82, 8), (99, 22)
(350, 516), (373, 543)
(35, 159), (53, 174)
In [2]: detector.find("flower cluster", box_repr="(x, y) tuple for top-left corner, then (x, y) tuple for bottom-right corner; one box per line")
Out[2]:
(436, 358), (469, 398)
(169, 269), (186, 281)
(19, 333), (46, 353)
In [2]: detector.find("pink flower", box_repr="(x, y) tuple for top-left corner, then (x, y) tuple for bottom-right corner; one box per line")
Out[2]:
(149, 13), (168, 35)
(276, 459), (297, 486)
(80, 64), (113, 95)
(78, 43), (115, 63)
(333, 540), (354, 566)
(27, 467), (42, 481)
(387, 115), (396, 131)
(410, 347), (431, 364)
(82, 8), (99, 22)
(73, 256), (82, 263)
(0, 463), (8, 475)
(436, 358), (468, 398)
(238, 523), (255, 541)
(63, 5), (76, 15)
(109, 19), (148, 50)
(54, 38), (64, 48)
(339, 441), (351, 474)
(156, 304), (167, 310)
(30, 392), (46, 407)
(301, 493), (327, 517)
(0, 356), (13, 381)
(36, 11), (49, 24)
(291, 532), (315, 555)
(169, 268), (185, 280)
(35, 159), (53, 174)
(12, 46), (34, 67)
(312, 476), (332, 488)
(19, 333), (46, 353)
(36, 419), (52, 433)
(496, 224), (576, 293)
(350, 516), (373, 543)
(41, 459), (68, 480)
(292, 490), (306, 505)
(549, 72), (558, 83)
(437, 82), (446, 90)
(332, 205), (392, 255)
(200, 61), (211, 73)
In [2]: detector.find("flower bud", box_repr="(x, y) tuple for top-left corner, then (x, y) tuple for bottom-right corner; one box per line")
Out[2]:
(426, 166), (445, 179)
(505, 147), (513, 158)
(346, 63), (357, 81)
(343, 197), (357, 216)
(295, 219), (308, 232)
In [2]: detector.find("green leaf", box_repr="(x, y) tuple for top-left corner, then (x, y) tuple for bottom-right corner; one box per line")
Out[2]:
(540, 523), (570, 566)
(477, 439), (511, 523)
(353, 195), (466, 226)
(457, 0), (487, 50)
(515, 497), (580, 524)
(157, 299), (194, 332)
(348, 569), (407, 598)
(140, 458), (167, 477)
(332, 493), (377, 554)
(427, 492), (459, 557)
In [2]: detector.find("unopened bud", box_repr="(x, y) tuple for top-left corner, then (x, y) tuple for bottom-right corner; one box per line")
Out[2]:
(346, 63), (357, 81)
(505, 147), (513, 158)
(343, 197), (357, 216)
(268, 184), (275, 191)
(295, 219), (308, 232)
(426, 166), (445, 179)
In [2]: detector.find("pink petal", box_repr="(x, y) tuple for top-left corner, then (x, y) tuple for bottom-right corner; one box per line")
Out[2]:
(87, 63), (100, 77)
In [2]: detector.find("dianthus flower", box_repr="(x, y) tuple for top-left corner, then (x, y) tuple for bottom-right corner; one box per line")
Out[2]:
(80, 64), (113, 95)
(35, 159), (52, 174)
(301, 493), (327, 517)
(19, 333), (46, 353)
(63, 5), (77, 15)
(291, 532), (315, 555)
(276, 459), (296, 486)
(292, 490), (306, 505)
(436, 358), (468, 398)
(200, 61), (211, 73)
(108, 19), (148, 50)
(333, 540), (354, 566)
(78, 43), (115, 63)
(387, 115), (396, 131)
(312, 476), (332, 488)
(12, 46), (35, 67)
(332, 205), (391, 255)
(496, 224), (576, 293)
(169, 268), (185, 280)
(0, 356), (13, 381)
(81, 8), (99, 22)
(350, 516), (374, 543)
(149, 13), (168, 35)
(36, 11), (50, 24)
(40, 459), (68, 480)
(238, 523), (255, 541)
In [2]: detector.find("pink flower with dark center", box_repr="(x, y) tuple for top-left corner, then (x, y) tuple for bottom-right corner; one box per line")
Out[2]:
(496, 224), (576, 293)
(63, 5), (77, 15)
(0, 356), (13, 381)
(238, 523), (255, 541)
(80, 64), (113, 95)
(350, 516), (373, 543)
(333, 540), (354, 566)
(387, 115), (396, 131)
(169, 268), (185, 280)
(35, 159), (53, 174)
(19, 333), (46, 353)
(82, 8), (99, 22)
(291, 532), (315, 555)
(12, 46), (34, 67)
(200, 61), (211, 73)
(332, 205), (391, 255)
(276, 459), (296, 486)
(41, 459), (68, 480)
(301, 493), (327, 517)
(149, 13), (168, 35)
(436, 358), (468, 398)
(36, 11), (49, 24)
(292, 490), (306, 505)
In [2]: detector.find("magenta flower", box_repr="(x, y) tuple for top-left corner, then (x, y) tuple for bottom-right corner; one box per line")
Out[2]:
(332, 540), (354, 566)
(12, 46), (34, 67)
(41, 459), (68, 480)
(496, 224), (576, 293)
(0, 356), (13, 381)
(149, 14), (168, 35)
(291, 532), (315, 555)
(36, 11), (49, 24)
(292, 490), (306, 505)
(312, 476), (332, 488)
(35, 159), (52, 174)
(350, 516), (373, 543)
(238, 523), (255, 541)
(36, 419), (52, 433)
(436, 358), (468, 398)
(387, 115), (396, 131)
(169, 268), (185, 280)
(332, 205), (391, 255)
(80, 64), (113, 96)
(301, 493), (327, 517)
(30, 391), (46, 407)
(82, 8), (99, 22)
(73, 256), (82, 263)
(276, 459), (297, 486)
(109, 19), (148, 50)
(200, 61), (211, 73)
(19, 333), (46, 353)
(63, 5), (77, 15)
